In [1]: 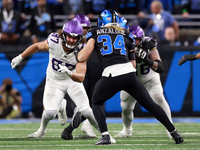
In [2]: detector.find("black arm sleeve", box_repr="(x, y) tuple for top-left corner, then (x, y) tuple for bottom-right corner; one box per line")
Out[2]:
(128, 50), (135, 60)
(154, 60), (164, 73)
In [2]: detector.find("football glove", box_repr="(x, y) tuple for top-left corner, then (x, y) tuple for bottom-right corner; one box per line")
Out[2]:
(178, 54), (196, 66)
(11, 54), (23, 69)
(136, 48), (147, 59)
(58, 64), (73, 77)
(136, 48), (154, 67)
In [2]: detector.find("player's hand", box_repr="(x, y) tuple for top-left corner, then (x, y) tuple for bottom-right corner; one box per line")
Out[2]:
(135, 48), (147, 59)
(178, 54), (196, 66)
(11, 54), (23, 69)
(58, 64), (72, 77)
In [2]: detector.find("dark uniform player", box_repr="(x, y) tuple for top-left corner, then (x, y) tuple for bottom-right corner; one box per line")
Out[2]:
(77, 9), (184, 145)
(115, 25), (173, 139)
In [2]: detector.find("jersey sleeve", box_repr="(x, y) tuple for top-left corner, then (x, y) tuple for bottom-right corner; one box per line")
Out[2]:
(148, 38), (158, 50)
(47, 32), (61, 50)
(86, 28), (97, 42)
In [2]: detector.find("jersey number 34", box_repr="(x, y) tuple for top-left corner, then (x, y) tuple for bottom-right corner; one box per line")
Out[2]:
(97, 35), (126, 55)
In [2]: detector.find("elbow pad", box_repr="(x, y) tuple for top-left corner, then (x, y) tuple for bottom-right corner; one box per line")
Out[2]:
(154, 60), (164, 73)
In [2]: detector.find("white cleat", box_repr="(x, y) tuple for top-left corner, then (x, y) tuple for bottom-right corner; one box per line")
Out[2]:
(27, 131), (46, 138)
(166, 130), (173, 139)
(114, 129), (132, 138)
(58, 99), (67, 126)
(109, 134), (116, 143)
(81, 119), (96, 138)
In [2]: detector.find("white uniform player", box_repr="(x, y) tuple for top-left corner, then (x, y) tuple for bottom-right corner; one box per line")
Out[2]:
(11, 20), (99, 138)
(114, 26), (173, 139)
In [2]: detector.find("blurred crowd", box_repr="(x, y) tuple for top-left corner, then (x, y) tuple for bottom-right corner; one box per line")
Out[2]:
(0, 0), (200, 46)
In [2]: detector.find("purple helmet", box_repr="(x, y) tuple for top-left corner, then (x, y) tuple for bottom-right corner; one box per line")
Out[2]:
(62, 20), (83, 49)
(129, 25), (144, 39)
(72, 14), (91, 28)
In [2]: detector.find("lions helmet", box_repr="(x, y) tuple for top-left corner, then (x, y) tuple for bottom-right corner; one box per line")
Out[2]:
(62, 20), (83, 49)
(97, 9), (119, 27)
(72, 14), (91, 28)
(119, 17), (129, 30)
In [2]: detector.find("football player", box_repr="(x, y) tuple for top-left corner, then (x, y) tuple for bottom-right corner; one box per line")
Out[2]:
(77, 9), (183, 145)
(114, 25), (173, 139)
(61, 14), (102, 139)
(11, 20), (100, 138)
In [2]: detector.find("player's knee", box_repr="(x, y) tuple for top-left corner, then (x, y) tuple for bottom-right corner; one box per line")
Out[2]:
(77, 104), (90, 112)
(151, 93), (165, 104)
(121, 101), (135, 113)
(44, 110), (57, 120)
(122, 108), (133, 115)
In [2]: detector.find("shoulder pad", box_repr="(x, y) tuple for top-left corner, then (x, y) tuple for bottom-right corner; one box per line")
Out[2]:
(86, 28), (97, 41)
(128, 32), (136, 43)
(143, 36), (157, 50)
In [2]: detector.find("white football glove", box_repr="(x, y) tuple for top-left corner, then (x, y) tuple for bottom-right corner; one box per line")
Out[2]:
(11, 54), (24, 69)
(58, 64), (73, 77)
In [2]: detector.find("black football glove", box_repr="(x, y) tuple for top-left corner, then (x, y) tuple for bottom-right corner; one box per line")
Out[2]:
(136, 49), (154, 67)
(178, 54), (196, 66)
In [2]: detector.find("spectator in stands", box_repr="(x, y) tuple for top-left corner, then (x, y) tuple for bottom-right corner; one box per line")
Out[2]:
(63, 0), (85, 19)
(145, 0), (179, 42)
(47, 0), (63, 15)
(17, 0), (38, 15)
(114, 0), (146, 27)
(141, 0), (173, 14)
(114, 0), (145, 17)
(84, 0), (112, 20)
(181, 0), (200, 18)
(161, 27), (181, 46)
(193, 36), (200, 46)
(29, 0), (56, 44)
(0, 78), (22, 119)
(0, 0), (25, 45)
(172, 0), (182, 14)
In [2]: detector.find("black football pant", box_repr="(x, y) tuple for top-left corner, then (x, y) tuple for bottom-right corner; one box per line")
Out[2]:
(92, 72), (175, 133)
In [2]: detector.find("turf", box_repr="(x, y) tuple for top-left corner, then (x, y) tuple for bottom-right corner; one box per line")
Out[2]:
(0, 121), (199, 149)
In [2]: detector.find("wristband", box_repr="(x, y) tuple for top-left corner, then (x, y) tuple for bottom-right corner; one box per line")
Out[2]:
(19, 54), (24, 60)
(143, 57), (154, 67)
(68, 70), (73, 77)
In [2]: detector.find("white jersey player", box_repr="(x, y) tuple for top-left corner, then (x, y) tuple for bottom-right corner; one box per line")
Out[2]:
(114, 25), (173, 139)
(11, 20), (100, 138)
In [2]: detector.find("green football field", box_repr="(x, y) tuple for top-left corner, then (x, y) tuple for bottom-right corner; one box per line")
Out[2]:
(0, 119), (199, 150)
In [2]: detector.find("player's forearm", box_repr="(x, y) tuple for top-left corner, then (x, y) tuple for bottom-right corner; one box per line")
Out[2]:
(196, 53), (200, 59)
(70, 73), (85, 83)
(21, 44), (40, 58)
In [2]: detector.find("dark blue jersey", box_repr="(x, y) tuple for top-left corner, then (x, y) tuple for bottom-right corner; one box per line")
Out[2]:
(86, 27), (135, 69)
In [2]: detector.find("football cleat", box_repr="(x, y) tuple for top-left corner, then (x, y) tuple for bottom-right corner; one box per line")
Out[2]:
(61, 127), (73, 140)
(71, 107), (82, 128)
(95, 134), (111, 145)
(109, 134), (116, 144)
(27, 130), (46, 138)
(81, 119), (96, 138)
(58, 99), (67, 126)
(170, 130), (184, 144)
